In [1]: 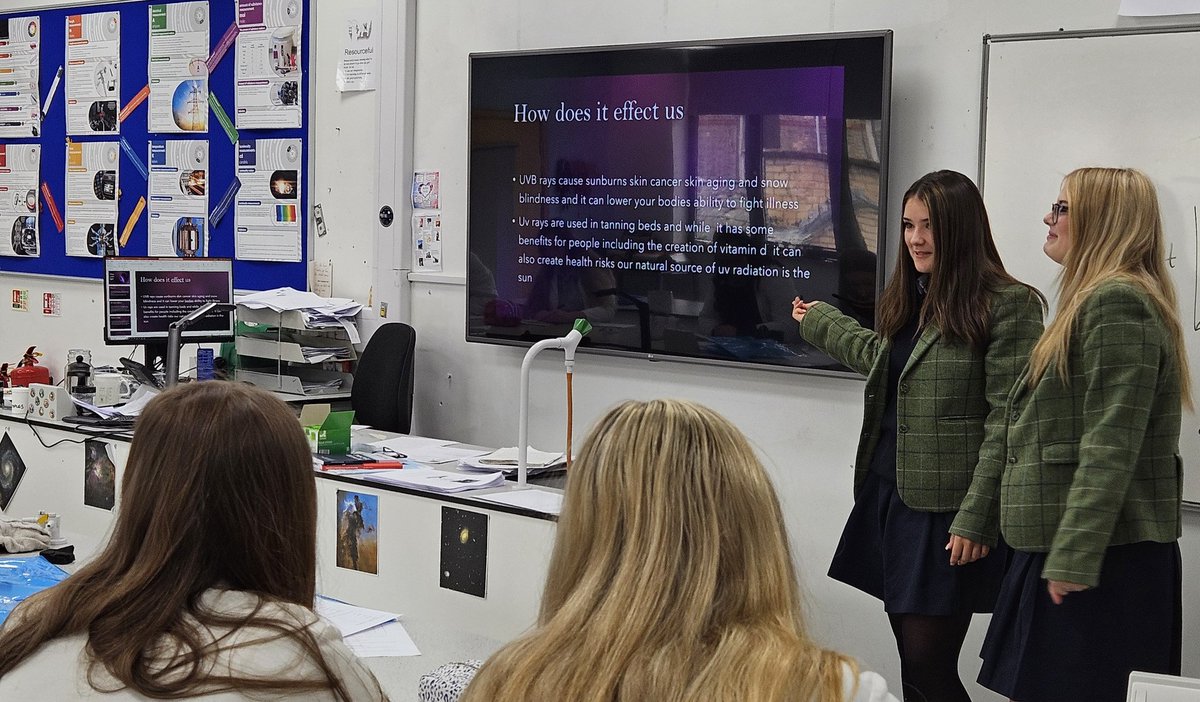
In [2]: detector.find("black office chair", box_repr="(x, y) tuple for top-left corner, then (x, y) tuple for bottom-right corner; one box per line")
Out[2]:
(351, 322), (416, 433)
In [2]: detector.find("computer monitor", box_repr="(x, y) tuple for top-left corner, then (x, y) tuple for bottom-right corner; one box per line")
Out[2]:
(103, 257), (235, 369)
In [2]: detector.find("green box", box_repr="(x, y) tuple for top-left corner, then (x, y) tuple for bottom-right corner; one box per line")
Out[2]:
(299, 405), (354, 455)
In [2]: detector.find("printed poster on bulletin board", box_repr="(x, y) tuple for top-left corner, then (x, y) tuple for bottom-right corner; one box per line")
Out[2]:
(235, 138), (301, 262)
(148, 140), (209, 256)
(0, 144), (40, 257)
(147, 1), (210, 134)
(0, 16), (42, 139)
(65, 140), (119, 257)
(65, 11), (121, 136)
(235, 0), (303, 129)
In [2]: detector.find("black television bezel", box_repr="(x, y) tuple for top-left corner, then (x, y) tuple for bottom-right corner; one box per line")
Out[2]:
(466, 30), (892, 377)
(101, 256), (236, 347)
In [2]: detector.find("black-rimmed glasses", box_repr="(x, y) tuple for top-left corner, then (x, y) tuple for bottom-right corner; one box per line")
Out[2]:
(1050, 202), (1069, 224)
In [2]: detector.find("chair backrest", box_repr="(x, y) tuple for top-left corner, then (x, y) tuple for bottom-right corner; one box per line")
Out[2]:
(351, 322), (416, 433)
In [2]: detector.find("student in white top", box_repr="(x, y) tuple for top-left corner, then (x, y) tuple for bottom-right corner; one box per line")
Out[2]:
(456, 399), (898, 702)
(0, 382), (386, 701)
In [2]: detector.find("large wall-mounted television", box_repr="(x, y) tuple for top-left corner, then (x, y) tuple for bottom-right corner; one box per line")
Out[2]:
(467, 31), (892, 375)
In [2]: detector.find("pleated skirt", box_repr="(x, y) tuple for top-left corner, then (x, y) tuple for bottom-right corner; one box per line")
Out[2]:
(828, 472), (1008, 615)
(978, 540), (1182, 702)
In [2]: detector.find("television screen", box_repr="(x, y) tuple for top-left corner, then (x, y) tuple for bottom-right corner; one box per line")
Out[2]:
(103, 257), (235, 366)
(467, 32), (891, 374)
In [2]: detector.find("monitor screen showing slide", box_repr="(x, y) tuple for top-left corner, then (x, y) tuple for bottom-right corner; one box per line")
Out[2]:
(103, 257), (235, 348)
(467, 32), (892, 375)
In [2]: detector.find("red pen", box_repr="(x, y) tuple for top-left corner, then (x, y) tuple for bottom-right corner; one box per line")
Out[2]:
(320, 461), (405, 471)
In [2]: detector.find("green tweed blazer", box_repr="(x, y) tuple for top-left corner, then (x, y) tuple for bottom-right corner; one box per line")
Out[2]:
(950, 281), (1183, 587)
(798, 284), (1044, 513)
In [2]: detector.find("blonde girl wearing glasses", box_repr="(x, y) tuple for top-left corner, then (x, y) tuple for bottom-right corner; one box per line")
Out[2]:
(969, 168), (1188, 701)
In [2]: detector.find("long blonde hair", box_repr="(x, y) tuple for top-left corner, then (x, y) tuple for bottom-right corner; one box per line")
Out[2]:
(462, 399), (853, 702)
(1028, 167), (1191, 406)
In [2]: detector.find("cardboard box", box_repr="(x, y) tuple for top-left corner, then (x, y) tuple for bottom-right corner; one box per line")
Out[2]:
(298, 404), (354, 455)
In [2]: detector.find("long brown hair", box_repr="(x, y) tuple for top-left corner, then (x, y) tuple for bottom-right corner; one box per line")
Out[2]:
(876, 170), (1044, 350)
(462, 399), (854, 702)
(1028, 167), (1192, 406)
(0, 382), (376, 699)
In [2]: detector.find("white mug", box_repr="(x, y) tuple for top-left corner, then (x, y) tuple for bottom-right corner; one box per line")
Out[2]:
(9, 386), (30, 415)
(93, 373), (136, 406)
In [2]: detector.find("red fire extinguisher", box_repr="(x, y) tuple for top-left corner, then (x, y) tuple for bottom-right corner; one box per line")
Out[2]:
(10, 346), (52, 387)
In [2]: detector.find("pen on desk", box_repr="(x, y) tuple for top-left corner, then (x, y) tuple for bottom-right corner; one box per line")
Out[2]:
(319, 461), (404, 471)
(42, 65), (64, 119)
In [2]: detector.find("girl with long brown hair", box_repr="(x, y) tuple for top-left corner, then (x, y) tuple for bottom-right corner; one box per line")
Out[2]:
(0, 382), (386, 701)
(793, 170), (1045, 701)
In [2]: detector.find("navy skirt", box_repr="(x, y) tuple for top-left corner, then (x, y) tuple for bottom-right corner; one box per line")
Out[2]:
(979, 541), (1182, 702)
(828, 472), (1008, 615)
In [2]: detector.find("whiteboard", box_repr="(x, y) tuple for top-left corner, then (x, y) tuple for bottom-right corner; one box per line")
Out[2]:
(980, 26), (1200, 505)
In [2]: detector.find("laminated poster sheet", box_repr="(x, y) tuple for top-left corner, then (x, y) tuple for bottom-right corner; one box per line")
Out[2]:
(0, 144), (40, 257)
(147, 1), (210, 134)
(65, 11), (121, 136)
(234, 0), (303, 129)
(235, 137), (301, 262)
(0, 16), (41, 139)
(65, 140), (119, 257)
(148, 140), (209, 256)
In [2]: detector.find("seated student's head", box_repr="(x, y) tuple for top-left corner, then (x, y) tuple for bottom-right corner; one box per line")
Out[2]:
(0, 382), (370, 699)
(463, 398), (852, 702)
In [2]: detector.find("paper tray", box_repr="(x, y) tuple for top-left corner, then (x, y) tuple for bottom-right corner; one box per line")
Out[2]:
(236, 334), (357, 364)
(235, 367), (354, 396)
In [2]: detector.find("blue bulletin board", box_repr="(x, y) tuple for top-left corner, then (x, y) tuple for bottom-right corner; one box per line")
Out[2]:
(0, 0), (310, 291)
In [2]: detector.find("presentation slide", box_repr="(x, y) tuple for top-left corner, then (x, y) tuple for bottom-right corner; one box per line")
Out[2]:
(469, 37), (890, 372)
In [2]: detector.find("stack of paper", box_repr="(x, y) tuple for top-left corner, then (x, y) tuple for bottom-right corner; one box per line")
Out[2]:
(368, 436), (490, 464)
(314, 596), (420, 658)
(71, 385), (159, 418)
(301, 378), (345, 393)
(460, 446), (566, 475)
(299, 345), (354, 362)
(236, 287), (363, 342)
(361, 467), (505, 493)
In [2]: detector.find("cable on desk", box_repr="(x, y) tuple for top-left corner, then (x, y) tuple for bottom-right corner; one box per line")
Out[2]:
(25, 415), (90, 449)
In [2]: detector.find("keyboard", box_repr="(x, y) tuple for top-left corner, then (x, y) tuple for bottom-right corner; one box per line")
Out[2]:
(61, 414), (138, 429)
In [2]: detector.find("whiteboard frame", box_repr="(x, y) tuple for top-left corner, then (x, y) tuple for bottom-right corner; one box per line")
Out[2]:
(978, 25), (1200, 194)
(978, 25), (1200, 510)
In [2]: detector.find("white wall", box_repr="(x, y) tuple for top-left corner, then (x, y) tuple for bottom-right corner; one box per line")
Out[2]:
(405, 2), (1200, 698)
(3, 0), (1197, 698)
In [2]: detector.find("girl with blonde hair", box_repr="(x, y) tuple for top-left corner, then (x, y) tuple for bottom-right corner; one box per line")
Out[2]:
(973, 168), (1187, 701)
(460, 399), (896, 702)
(0, 382), (387, 701)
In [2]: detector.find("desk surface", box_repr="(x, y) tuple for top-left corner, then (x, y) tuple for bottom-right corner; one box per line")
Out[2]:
(0, 413), (563, 522)
(365, 616), (500, 701)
